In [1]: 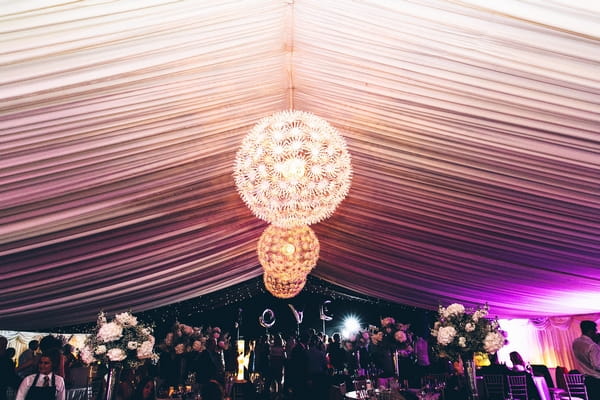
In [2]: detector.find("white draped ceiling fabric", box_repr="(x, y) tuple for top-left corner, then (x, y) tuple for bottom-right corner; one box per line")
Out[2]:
(1, 0), (599, 330)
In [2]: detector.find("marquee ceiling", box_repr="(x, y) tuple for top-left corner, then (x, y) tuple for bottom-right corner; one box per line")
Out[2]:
(1, 0), (599, 330)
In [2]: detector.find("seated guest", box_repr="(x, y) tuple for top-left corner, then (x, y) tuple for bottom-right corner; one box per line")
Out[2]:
(506, 353), (540, 400)
(15, 350), (65, 400)
(509, 351), (531, 373)
(131, 377), (155, 400)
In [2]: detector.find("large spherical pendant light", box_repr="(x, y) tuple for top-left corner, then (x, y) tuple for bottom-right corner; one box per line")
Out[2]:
(234, 110), (352, 228)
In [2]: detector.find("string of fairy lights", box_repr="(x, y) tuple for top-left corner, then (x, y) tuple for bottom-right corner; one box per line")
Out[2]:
(48, 275), (431, 335)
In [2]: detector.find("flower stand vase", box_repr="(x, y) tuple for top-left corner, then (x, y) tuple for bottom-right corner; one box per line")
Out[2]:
(464, 358), (480, 400)
(102, 362), (123, 400)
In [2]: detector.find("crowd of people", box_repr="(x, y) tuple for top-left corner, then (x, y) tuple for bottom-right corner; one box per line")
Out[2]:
(150, 317), (429, 400)
(1, 318), (599, 400)
(0, 318), (428, 400)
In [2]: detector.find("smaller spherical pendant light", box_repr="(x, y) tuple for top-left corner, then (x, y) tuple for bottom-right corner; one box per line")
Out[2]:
(263, 270), (307, 299)
(258, 225), (319, 276)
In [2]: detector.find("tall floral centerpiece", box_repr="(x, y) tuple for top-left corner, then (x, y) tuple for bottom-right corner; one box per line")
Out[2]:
(81, 312), (158, 400)
(431, 303), (507, 400)
(380, 317), (415, 378)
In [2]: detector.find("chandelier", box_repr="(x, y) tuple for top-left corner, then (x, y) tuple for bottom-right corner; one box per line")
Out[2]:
(233, 110), (352, 228)
(234, 110), (352, 298)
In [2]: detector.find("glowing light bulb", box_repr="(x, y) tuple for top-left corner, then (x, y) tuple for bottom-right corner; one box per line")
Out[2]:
(258, 225), (319, 276)
(281, 243), (296, 256)
(280, 158), (306, 180)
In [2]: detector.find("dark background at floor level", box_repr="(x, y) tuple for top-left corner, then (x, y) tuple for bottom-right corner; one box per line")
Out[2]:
(51, 275), (436, 340)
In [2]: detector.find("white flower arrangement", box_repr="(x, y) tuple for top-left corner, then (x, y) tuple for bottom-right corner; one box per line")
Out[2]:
(431, 303), (507, 361)
(137, 340), (155, 360)
(436, 326), (457, 345)
(106, 348), (126, 362)
(80, 347), (95, 365)
(443, 303), (465, 318)
(115, 312), (138, 327)
(97, 322), (123, 342)
(483, 331), (506, 353)
(82, 311), (158, 368)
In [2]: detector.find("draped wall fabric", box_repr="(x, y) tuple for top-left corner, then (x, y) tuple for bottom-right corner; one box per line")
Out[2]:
(0, 330), (88, 365)
(1, 0), (599, 329)
(0, 330), (48, 364)
(498, 314), (600, 371)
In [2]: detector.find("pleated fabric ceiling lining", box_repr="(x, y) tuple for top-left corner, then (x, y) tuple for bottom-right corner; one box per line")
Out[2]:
(0, 0), (598, 329)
